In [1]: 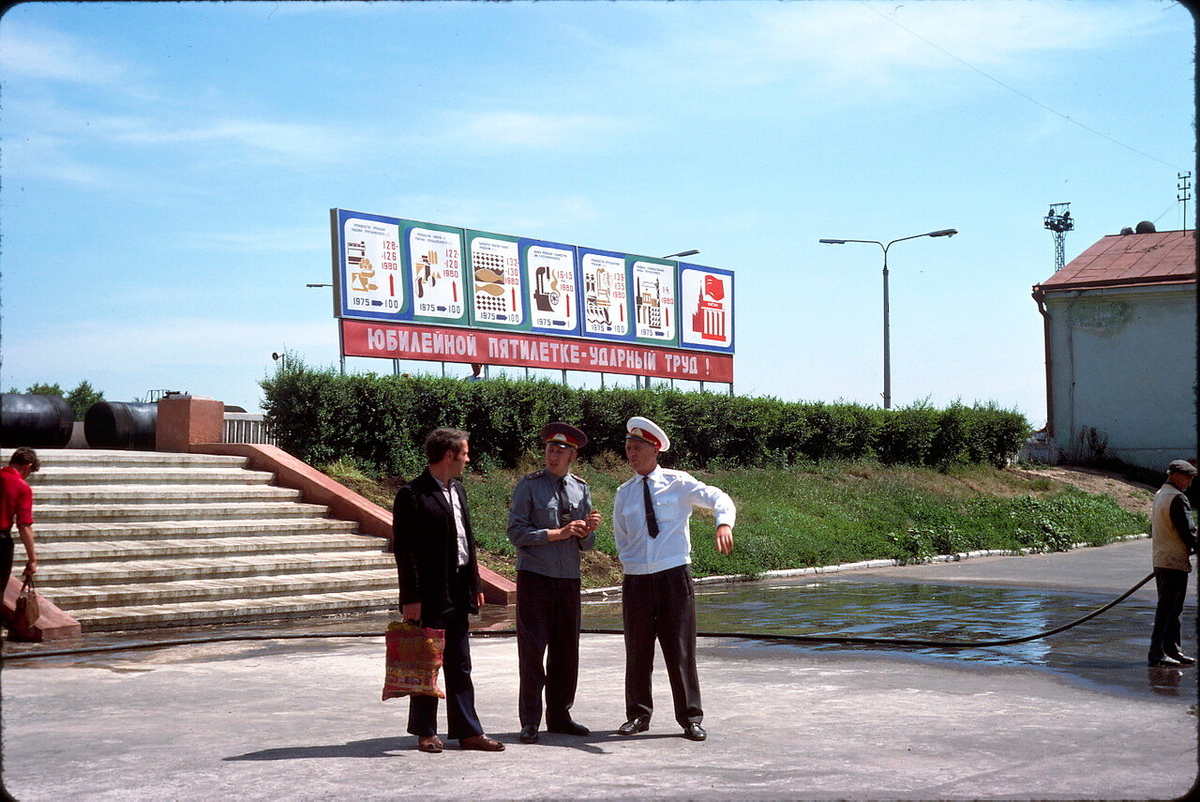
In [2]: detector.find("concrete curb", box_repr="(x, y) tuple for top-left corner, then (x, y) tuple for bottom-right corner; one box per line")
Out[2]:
(582, 532), (1151, 597)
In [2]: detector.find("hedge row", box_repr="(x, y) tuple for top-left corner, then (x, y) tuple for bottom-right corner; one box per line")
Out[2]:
(259, 364), (1030, 477)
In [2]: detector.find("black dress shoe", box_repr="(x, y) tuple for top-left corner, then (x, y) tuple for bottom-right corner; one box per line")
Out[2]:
(1149, 655), (1182, 667)
(617, 718), (650, 735)
(682, 723), (707, 741)
(546, 719), (590, 736)
(519, 725), (539, 744)
(1169, 652), (1196, 665)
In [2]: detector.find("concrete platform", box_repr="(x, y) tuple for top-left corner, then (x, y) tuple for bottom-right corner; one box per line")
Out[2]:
(1, 539), (1197, 800)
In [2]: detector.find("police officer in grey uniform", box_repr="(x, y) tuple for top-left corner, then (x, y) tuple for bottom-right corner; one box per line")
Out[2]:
(507, 423), (602, 744)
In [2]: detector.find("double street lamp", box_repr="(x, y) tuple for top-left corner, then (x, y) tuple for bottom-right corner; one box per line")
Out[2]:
(819, 228), (957, 410)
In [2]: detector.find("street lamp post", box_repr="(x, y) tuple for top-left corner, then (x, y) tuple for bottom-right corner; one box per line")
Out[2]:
(306, 283), (345, 376)
(818, 228), (957, 410)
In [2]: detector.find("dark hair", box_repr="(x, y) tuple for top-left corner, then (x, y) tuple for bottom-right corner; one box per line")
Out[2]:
(10, 446), (40, 473)
(425, 428), (469, 464)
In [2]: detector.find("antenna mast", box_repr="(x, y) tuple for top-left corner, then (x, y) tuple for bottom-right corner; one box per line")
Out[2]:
(1044, 202), (1074, 272)
(1178, 172), (1191, 232)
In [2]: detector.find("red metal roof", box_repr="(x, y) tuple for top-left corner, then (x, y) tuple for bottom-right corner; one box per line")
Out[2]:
(1034, 229), (1196, 292)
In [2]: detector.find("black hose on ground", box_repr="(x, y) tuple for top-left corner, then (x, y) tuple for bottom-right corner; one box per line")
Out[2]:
(0, 573), (1157, 661)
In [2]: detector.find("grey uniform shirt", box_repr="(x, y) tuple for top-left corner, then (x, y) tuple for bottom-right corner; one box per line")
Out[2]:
(507, 468), (595, 579)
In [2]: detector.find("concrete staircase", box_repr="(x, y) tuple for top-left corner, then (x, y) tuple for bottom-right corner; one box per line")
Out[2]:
(5, 449), (399, 631)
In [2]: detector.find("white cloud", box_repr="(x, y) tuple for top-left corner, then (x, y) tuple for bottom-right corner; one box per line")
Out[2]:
(108, 117), (370, 161)
(625, 0), (1167, 96)
(384, 192), (603, 239)
(176, 226), (330, 254)
(0, 22), (133, 86)
(433, 111), (633, 152)
(3, 94), (375, 177)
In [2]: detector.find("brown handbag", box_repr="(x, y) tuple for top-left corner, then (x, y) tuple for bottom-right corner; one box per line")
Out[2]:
(8, 576), (41, 641)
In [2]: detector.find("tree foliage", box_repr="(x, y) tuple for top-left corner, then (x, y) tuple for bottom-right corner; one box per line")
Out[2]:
(10, 381), (107, 420)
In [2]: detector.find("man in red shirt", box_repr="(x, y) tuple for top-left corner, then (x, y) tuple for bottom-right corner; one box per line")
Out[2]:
(1, 447), (40, 593)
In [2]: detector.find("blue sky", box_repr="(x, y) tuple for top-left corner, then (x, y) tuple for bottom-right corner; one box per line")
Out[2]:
(0, 0), (1193, 425)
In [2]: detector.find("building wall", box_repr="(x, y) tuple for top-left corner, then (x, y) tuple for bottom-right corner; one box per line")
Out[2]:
(1044, 283), (1196, 471)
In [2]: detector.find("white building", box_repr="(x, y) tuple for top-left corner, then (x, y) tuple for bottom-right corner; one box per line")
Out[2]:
(1031, 226), (1196, 471)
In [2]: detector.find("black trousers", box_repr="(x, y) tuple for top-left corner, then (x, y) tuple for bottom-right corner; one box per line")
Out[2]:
(0, 531), (13, 594)
(622, 564), (702, 727)
(407, 567), (484, 740)
(516, 570), (582, 728)
(1150, 567), (1190, 660)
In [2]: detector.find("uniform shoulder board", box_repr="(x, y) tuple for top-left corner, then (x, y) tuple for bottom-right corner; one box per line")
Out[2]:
(568, 471), (588, 484)
(522, 468), (546, 480)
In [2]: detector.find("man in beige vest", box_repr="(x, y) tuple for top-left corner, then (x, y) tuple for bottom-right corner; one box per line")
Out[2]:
(1149, 459), (1197, 667)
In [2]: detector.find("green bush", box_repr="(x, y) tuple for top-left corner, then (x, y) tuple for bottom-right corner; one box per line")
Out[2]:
(260, 362), (1029, 473)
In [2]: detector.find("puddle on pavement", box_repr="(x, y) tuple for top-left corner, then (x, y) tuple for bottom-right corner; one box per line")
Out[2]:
(7, 575), (1194, 702)
(577, 576), (1197, 701)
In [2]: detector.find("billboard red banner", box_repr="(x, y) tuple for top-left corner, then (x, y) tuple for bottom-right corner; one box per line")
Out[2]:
(341, 320), (733, 383)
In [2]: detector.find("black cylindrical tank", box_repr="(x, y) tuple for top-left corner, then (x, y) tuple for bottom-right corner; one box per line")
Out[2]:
(85, 402), (158, 450)
(1, 393), (75, 449)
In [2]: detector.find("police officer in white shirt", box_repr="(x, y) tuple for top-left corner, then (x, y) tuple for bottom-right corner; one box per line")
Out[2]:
(613, 416), (734, 742)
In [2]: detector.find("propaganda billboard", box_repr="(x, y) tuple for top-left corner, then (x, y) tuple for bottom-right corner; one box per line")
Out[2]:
(331, 209), (734, 382)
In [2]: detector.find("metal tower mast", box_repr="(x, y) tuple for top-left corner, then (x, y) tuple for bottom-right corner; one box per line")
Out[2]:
(1044, 202), (1074, 272)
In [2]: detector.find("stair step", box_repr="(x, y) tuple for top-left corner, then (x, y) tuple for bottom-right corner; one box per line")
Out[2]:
(32, 518), (361, 541)
(35, 533), (387, 562)
(45, 568), (397, 609)
(33, 485), (300, 503)
(35, 501), (332, 522)
(32, 484), (301, 503)
(30, 467), (276, 486)
(36, 551), (396, 586)
(6, 449), (249, 470)
(68, 588), (400, 631)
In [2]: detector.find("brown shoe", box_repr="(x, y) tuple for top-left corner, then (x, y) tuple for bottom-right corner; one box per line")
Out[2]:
(459, 734), (505, 752)
(417, 736), (443, 753)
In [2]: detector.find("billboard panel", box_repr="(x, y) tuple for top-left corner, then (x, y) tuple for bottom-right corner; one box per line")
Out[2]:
(579, 247), (632, 342)
(334, 209), (408, 321)
(522, 238), (581, 337)
(465, 229), (528, 331)
(628, 256), (678, 347)
(331, 208), (734, 380)
(403, 220), (468, 326)
(678, 263), (734, 352)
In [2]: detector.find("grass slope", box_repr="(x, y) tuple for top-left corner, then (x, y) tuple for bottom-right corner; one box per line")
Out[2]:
(324, 458), (1150, 590)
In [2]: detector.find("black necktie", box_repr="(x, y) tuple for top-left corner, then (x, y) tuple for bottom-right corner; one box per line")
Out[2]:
(642, 476), (659, 538)
(557, 478), (572, 527)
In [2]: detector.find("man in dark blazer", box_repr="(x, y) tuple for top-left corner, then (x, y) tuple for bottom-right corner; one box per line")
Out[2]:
(393, 427), (504, 754)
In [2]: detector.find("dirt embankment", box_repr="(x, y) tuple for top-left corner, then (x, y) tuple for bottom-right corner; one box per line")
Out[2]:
(1008, 465), (1155, 515)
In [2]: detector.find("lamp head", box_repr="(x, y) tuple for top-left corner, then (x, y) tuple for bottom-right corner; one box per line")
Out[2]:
(928, 229), (958, 238)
